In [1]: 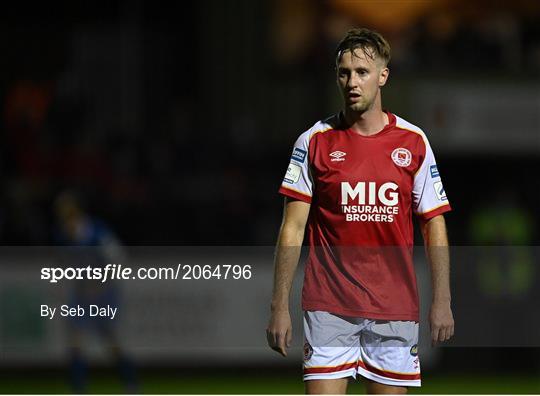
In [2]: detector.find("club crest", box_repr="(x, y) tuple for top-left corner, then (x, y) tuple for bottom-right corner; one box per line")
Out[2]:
(391, 148), (412, 167)
(303, 342), (313, 361)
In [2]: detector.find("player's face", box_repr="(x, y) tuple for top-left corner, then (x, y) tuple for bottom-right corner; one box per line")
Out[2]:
(55, 202), (81, 240)
(336, 48), (389, 113)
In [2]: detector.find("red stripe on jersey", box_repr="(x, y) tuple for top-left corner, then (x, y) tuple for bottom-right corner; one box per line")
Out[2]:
(418, 203), (451, 221)
(358, 360), (420, 381)
(278, 186), (312, 203)
(304, 362), (357, 374)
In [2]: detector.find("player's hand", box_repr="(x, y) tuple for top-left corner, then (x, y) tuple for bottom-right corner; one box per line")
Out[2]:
(266, 310), (292, 357)
(429, 300), (454, 346)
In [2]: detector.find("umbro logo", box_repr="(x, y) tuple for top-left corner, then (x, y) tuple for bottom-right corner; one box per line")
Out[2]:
(330, 150), (346, 162)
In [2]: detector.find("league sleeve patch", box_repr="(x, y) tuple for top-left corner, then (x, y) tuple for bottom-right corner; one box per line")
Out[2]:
(291, 147), (307, 163)
(284, 163), (301, 184)
(433, 181), (447, 201)
(430, 165), (439, 178)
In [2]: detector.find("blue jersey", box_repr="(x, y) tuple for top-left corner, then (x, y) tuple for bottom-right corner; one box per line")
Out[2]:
(55, 217), (124, 267)
(55, 217), (123, 323)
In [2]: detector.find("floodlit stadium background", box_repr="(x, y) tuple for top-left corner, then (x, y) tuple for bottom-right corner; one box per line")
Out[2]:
(1, 0), (539, 394)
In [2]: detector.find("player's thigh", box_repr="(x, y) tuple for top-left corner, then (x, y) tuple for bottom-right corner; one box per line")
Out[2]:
(358, 320), (420, 388)
(305, 378), (349, 395)
(361, 377), (407, 394)
(303, 311), (360, 382)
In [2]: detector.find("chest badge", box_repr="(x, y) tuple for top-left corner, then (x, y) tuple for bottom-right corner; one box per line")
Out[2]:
(391, 148), (412, 167)
(329, 150), (347, 162)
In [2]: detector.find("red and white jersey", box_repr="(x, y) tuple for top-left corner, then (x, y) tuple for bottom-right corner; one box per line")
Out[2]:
(279, 111), (451, 321)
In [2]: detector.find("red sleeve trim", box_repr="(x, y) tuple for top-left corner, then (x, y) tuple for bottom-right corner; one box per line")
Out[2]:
(278, 186), (312, 204)
(417, 203), (451, 221)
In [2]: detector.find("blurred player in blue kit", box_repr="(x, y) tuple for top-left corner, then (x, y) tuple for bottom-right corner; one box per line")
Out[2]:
(54, 191), (138, 393)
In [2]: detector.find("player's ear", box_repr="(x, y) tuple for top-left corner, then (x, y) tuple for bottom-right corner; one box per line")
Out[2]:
(379, 67), (389, 87)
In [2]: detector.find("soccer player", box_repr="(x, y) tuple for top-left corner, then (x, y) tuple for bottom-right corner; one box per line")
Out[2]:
(266, 28), (454, 394)
(54, 191), (138, 393)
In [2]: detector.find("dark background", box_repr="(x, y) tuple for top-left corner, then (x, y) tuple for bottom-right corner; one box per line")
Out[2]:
(0, 0), (539, 393)
(1, 0), (539, 247)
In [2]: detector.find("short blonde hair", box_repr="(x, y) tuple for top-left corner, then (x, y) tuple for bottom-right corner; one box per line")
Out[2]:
(335, 28), (391, 66)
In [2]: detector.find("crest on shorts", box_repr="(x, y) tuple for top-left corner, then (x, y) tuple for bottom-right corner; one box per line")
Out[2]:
(303, 342), (313, 361)
(391, 148), (412, 167)
(410, 344), (418, 356)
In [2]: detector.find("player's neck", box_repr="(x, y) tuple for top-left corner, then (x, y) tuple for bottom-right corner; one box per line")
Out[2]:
(343, 106), (388, 137)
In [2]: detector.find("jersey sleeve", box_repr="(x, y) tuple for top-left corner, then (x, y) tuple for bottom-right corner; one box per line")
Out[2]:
(413, 138), (451, 220)
(278, 131), (313, 203)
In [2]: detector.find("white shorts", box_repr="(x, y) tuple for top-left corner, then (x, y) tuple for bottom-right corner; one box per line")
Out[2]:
(303, 311), (421, 387)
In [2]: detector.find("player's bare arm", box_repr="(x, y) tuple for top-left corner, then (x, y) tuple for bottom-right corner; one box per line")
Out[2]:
(420, 215), (454, 345)
(266, 198), (310, 357)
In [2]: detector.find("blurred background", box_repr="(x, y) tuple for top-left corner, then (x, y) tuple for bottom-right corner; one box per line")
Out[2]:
(0, 0), (539, 393)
